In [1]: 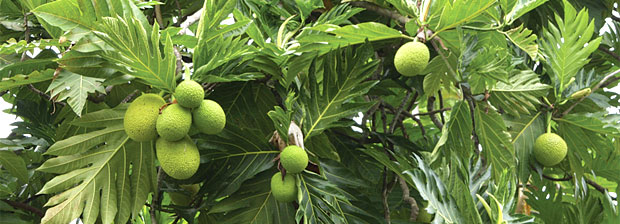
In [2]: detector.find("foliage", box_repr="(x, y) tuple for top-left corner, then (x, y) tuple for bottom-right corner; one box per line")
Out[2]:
(1, 0), (619, 223)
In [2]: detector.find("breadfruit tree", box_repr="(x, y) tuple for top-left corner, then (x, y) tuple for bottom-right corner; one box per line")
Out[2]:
(1, 0), (620, 223)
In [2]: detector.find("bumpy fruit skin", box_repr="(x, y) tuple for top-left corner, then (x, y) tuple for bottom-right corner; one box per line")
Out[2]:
(394, 41), (430, 76)
(174, 80), (204, 108)
(533, 133), (568, 167)
(192, 100), (226, 135)
(124, 94), (166, 142)
(270, 172), (297, 202)
(156, 104), (192, 141)
(156, 136), (200, 179)
(280, 145), (308, 174)
(169, 184), (200, 206)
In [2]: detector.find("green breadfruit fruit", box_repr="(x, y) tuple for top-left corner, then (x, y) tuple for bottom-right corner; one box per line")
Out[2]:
(156, 104), (192, 141)
(394, 41), (430, 76)
(169, 184), (200, 206)
(280, 145), (308, 174)
(174, 80), (204, 108)
(270, 172), (297, 202)
(156, 136), (200, 180)
(124, 93), (166, 142)
(192, 100), (226, 135)
(569, 88), (591, 100)
(533, 133), (568, 167)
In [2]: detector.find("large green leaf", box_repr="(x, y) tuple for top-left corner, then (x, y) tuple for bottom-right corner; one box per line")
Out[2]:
(37, 106), (157, 224)
(196, 82), (280, 203)
(432, 101), (473, 161)
(298, 171), (349, 224)
(500, 25), (541, 60)
(501, 0), (549, 24)
(474, 104), (515, 179)
(489, 70), (551, 117)
(433, 0), (496, 34)
(504, 113), (545, 183)
(301, 45), (379, 144)
(94, 17), (176, 93)
(206, 171), (296, 223)
(541, 0), (602, 97)
(296, 22), (408, 54)
(0, 69), (54, 92)
(403, 155), (464, 223)
(0, 150), (28, 184)
(46, 70), (105, 116)
(32, 0), (147, 42)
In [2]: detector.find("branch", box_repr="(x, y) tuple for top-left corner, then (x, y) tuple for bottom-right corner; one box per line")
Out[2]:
(389, 90), (412, 134)
(1, 199), (44, 217)
(561, 68), (620, 117)
(381, 168), (394, 224)
(150, 167), (164, 224)
(598, 46), (620, 62)
(178, 8), (204, 35)
(348, 1), (410, 24)
(27, 83), (66, 106)
(398, 176), (419, 221)
(541, 173), (615, 198)
(154, 3), (164, 27)
(427, 96), (443, 129)
(21, 12), (32, 61)
(541, 174), (572, 181)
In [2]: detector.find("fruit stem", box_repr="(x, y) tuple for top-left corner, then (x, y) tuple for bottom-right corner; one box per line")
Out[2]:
(546, 112), (552, 133)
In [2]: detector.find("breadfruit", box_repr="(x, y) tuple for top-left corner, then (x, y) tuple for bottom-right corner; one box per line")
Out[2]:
(156, 136), (200, 179)
(270, 172), (297, 202)
(124, 93), (166, 142)
(169, 184), (200, 206)
(533, 133), (568, 167)
(280, 145), (308, 174)
(192, 100), (226, 135)
(156, 104), (192, 141)
(174, 80), (204, 108)
(394, 41), (430, 76)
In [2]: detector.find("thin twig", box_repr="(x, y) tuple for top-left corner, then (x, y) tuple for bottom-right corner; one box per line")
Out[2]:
(348, 1), (410, 24)
(598, 46), (620, 62)
(178, 8), (204, 35)
(144, 203), (176, 213)
(389, 91), (412, 133)
(438, 90), (446, 123)
(561, 68), (620, 117)
(427, 96), (443, 129)
(154, 2), (164, 27)
(541, 173), (614, 199)
(20, 13), (32, 61)
(121, 89), (140, 103)
(150, 167), (164, 224)
(382, 167), (391, 224)
(174, 0), (183, 26)
(1, 199), (44, 217)
(398, 176), (419, 221)
(27, 84), (66, 106)
(431, 38), (458, 80)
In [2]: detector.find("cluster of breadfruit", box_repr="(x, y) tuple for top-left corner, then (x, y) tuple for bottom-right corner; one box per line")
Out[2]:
(394, 41), (430, 76)
(270, 145), (309, 202)
(123, 80), (226, 180)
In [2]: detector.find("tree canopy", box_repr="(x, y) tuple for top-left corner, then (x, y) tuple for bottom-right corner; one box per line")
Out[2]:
(1, 0), (620, 223)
